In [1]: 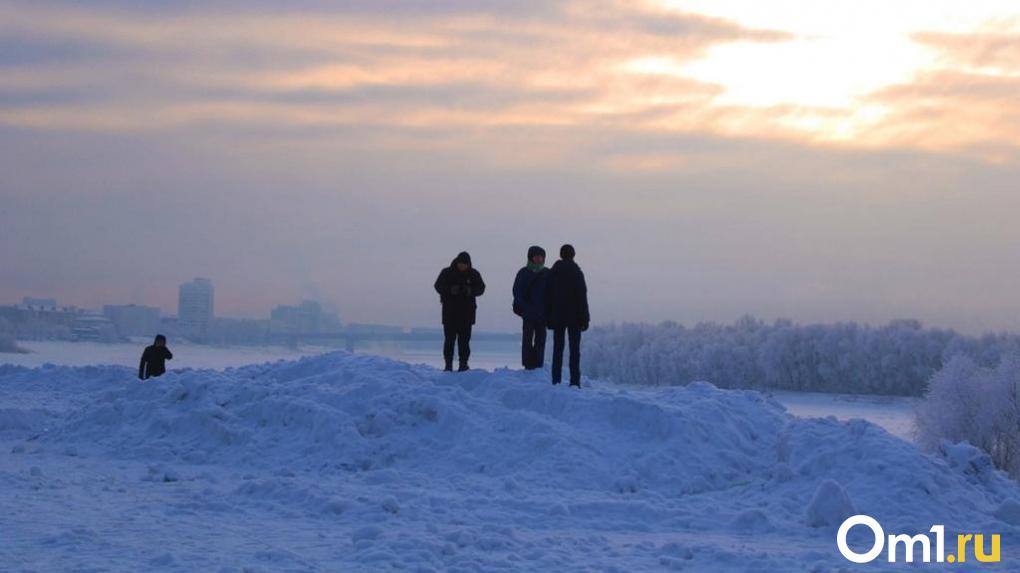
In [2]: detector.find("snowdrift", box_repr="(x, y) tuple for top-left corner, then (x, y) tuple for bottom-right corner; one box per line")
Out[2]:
(2, 353), (1018, 571)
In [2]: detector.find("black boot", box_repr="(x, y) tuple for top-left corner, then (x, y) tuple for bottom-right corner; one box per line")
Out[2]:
(443, 361), (453, 372)
(458, 362), (470, 372)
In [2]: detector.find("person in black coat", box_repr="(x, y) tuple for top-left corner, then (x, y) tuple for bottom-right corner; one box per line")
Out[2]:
(138, 334), (173, 380)
(513, 245), (549, 370)
(545, 244), (590, 386)
(434, 251), (486, 371)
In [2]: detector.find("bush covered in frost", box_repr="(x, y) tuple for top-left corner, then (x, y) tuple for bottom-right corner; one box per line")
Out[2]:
(915, 356), (1020, 479)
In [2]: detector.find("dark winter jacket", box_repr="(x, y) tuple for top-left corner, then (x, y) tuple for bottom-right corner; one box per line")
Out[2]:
(512, 266), (548, 322)
(139, 345), (173, 379)
(545, 259), (590, 330)
(434, 254), (486, 326)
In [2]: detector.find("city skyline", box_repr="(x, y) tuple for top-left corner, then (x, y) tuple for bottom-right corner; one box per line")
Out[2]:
(4, 282), (345, 325)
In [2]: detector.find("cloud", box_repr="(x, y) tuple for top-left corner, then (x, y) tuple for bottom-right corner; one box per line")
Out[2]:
(852, 29), (1020, 159)
(0, 1), (785, 145)
(4, 0), (1020, 332)
(3, 1), (1018, 167)
(913, 29), (1020, 71)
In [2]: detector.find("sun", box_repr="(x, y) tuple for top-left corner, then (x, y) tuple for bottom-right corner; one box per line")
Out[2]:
(633, 0), (1019, 140)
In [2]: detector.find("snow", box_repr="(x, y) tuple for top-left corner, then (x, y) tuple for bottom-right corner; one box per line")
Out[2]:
(3, 339), (333, 370)
(995, 499), (1020, 526)
(3, 338), (521, 372)
(805, 480), (857, 528)
(3, 340), (920, 440)
(1, 351), (1018, 571)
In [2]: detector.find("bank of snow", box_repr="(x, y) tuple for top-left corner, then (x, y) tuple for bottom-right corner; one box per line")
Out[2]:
(1, 352), (1017, 571)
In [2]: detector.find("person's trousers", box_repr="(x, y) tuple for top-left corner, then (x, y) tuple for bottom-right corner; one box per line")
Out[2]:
(443, 323), (472, 367)
(521, 319), (547, 369)
(551, 326), (581, 386)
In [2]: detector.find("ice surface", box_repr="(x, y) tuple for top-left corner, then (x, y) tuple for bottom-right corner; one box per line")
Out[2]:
(1, 352), (1017, 571)
(771, 390), (916, 441)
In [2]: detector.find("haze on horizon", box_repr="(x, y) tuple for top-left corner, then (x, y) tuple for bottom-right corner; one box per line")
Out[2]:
(1, 0), (1019, 335)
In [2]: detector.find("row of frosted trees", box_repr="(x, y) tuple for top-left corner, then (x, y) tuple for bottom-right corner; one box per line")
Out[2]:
(583, 316), (1020, 396)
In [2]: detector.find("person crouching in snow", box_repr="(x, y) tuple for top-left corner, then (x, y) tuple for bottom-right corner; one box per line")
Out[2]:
(434, 251), (486, 371)
(513, 245), (549, 370)
(138, 334), (173, 380)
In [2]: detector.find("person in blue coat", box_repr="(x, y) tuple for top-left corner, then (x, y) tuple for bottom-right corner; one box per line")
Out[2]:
(512, 245), (549, 370)
(545, 244), (590, 386)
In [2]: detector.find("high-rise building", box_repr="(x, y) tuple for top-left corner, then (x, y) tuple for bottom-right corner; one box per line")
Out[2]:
(178, 278), (214, 338)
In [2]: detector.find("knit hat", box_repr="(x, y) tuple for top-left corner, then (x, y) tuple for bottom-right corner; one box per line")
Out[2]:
(527, 245), (546, 261)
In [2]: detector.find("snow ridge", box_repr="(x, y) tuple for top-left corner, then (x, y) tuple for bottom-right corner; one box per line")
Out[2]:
(2, 351), (1018, 571)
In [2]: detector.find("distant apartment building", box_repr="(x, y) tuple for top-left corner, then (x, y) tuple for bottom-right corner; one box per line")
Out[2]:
(21, 297), (59, 310)
(103, 304), (161, 337)
(208, 317), (271, 345)
(160, 316), (179, 330)
(0, 297), (79, 340)
(71, 312), (117, 342)
(178, 278), (214, 339)
(270, 300), (340, 334)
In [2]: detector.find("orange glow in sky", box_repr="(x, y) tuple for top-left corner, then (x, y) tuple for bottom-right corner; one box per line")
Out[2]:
(2, 1), (1020, 330)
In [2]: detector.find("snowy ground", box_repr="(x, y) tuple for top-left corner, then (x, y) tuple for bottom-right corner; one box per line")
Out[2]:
(2, 352), (1018, 571)
(3, 341), (917, 439)
(3, 339), (518, 375)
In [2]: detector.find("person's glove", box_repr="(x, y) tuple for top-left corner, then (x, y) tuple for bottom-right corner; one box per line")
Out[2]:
(581, 322), (589, 332)
(513, 304), (524, 317)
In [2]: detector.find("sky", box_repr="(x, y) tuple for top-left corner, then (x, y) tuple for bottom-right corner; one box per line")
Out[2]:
(1, 0), (1019, 334)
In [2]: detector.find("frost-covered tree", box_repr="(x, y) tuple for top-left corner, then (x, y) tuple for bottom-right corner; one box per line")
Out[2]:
(583, 317), (1020, 396)
(915, 355), (1020, 479)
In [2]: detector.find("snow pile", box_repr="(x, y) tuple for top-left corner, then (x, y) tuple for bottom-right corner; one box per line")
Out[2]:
(805, 480), (856, 528)
(2, 352), (1019, 571)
